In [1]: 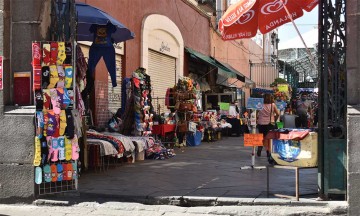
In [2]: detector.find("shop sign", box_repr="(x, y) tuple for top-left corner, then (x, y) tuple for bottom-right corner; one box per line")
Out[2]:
(244, 134), (263, 147)
(246, 97), (264, 110)
(0, 56), (3, 90)
(276, 101), (287, 111)
(148, 32), (178, 58)
(278, 84), (288, 93)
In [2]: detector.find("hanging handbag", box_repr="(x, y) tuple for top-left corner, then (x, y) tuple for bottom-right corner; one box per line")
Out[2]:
(175, 101), (181, 110)
(176, 92), (189, 101)
(175, 91), (197, 101)
(177, 120), (188, 133)
(179, 101), (193, 112)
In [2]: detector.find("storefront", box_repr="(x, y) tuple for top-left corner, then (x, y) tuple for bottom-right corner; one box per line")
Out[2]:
(141, 14), (184, 114)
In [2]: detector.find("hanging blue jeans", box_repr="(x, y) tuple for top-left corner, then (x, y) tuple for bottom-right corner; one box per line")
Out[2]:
(88, 45), (117, 87)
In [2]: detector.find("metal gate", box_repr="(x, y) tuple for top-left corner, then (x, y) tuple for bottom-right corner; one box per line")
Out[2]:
(318, 0), (347, 198)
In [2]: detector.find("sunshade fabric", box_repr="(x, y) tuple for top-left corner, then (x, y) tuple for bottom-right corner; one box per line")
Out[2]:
(75, 2), (135, 43)
(185, 47), (236, 79)
(219, 0), (318, 41)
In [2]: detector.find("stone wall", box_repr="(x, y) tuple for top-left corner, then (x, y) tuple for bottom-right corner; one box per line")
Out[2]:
(347, 0), (360, 214)
(0, 0), (50, 202)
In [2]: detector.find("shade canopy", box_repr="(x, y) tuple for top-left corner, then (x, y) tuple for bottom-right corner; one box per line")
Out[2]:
(75, 2), (135, 43)
(221, 62), (246, 82)
(219, 0), (318, 41)
(185, 47), (239, 79)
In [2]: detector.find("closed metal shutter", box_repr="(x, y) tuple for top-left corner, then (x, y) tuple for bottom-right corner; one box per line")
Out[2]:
(148, 49), (176, 114)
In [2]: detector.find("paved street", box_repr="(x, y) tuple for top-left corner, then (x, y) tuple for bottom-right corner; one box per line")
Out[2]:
(79, 136), (318, 200)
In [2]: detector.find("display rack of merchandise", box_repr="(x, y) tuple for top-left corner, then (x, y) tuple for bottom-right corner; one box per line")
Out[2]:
(32, 41), (79, 195)
(120, 67), (154, 136)
(173, 77), (198, 146)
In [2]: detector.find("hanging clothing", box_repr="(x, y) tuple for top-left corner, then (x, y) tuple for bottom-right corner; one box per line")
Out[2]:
(88, 45), (117, 87)
(87, 23), (117, 87)
(121, 78), (131, 115)
(89, 24), (116, 47)
(165, 88), (170, 107)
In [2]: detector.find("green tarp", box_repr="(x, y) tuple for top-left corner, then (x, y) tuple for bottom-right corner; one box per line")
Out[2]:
(185, 47), (236, 79)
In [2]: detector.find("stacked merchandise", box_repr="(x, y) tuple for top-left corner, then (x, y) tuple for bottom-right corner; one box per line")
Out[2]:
(86, 130), (125, 157)
(145, 138), (176, 160)
(32, 41), (81, 187)
(173, 77), (198, 146)
(131, 67), (154, 136)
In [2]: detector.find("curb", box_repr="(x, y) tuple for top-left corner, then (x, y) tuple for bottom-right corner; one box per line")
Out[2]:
(33, 193), (338, 208)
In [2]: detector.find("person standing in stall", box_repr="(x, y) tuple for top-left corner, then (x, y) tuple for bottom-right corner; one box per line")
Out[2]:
(256, 94), (280, 157)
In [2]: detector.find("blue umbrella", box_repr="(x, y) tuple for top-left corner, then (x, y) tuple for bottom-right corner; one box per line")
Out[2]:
(75, 2), (135, 43)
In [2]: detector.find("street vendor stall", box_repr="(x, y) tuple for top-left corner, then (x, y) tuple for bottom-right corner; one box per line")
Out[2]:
(266, 129), (318, 167)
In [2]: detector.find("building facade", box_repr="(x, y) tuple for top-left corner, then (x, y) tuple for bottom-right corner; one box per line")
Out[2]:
(0, 0), (276, 202)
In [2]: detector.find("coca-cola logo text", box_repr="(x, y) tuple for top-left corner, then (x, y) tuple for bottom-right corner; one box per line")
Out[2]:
(32, 43), (41, 60)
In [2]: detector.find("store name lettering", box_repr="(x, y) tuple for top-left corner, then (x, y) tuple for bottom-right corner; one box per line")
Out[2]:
(225, 0), (255, 23)
(223, 31), (252, 40)
(265, 12), (297, 31)
(159, 42), (170, 53)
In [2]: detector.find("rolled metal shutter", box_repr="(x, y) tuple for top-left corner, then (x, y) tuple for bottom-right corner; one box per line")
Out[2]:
(148, 49), (176, 114)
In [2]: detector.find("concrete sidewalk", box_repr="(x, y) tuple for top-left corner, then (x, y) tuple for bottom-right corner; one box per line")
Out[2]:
(0, 201), (348, 216)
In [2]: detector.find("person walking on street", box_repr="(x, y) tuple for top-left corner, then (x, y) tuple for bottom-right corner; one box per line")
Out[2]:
(256, 94), (280, 157)
(295, 93), (312, 128)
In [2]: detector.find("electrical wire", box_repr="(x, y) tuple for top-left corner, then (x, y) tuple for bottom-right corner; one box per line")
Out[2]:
(174, 0), (199, 32)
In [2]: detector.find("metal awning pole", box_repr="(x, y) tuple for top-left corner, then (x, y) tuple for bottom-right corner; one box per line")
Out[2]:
(195, 67), (217, 82)
(280, 0), (317, 71)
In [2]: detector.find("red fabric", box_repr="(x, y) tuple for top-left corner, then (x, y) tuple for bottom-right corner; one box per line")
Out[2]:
(165, 88), (170, 107)
(265, 130), (310, 140)
(152, 124), (176, 137)
(33, 65), (42, 91)
(219, 0), (257, 28)
(219, 0), (318, 40)
(32, 42), (41, 66)
(50, 42), (58, 65)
